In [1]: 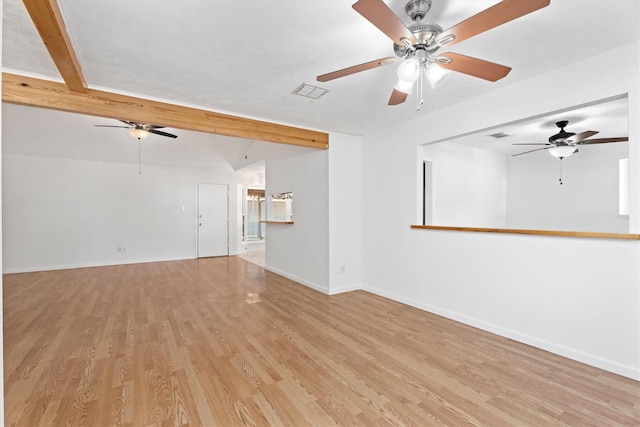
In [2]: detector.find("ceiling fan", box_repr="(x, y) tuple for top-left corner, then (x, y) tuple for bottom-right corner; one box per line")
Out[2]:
(512, 120), (628, 159)
(95, 120), (178, 174)
(317, 0), (550, 108)
(94, 120), (178, 140)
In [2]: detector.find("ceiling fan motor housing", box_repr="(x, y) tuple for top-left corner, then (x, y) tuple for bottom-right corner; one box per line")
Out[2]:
(549, 120), (575, 144)
(393, 22), (443, 58)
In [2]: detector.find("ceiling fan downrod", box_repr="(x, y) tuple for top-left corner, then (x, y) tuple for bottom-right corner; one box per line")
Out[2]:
(404, 0), (432, 22)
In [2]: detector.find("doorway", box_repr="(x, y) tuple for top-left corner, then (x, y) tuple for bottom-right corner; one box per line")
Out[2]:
(239, 188), (266, 267)
(422, 161), (433, 225)
(246, 189), (266, 241)
(197, 183), (229, 257)
(236, 159), (267, 267)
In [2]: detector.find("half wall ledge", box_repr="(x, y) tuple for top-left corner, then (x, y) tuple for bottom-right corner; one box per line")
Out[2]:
(411, 225), (640, 240)
(261, 221), (295, 224)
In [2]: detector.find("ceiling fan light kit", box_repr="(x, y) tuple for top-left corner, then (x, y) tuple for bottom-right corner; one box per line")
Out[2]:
(317, 0), (550, 107)
(129, 128), (149, 140)
(548, 145), (578, 159)
(424, 63), (450, 88)
(394, 78), (415, 94)
(397, 58), (421, 82)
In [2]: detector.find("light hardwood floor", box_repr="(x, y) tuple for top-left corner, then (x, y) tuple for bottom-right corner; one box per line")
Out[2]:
(4, 257), (640, 426)
(237, 240), (265, 268)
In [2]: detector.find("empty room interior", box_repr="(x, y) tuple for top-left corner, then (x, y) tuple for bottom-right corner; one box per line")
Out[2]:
(2, 0), (640, 425)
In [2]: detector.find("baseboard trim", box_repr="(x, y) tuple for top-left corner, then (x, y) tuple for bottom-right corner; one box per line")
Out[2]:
(362, 285), (640, 381)
(3, 256), (196, 274)
(263, 265), (331, 295)
(328, 284), (362, 295)
(261, 267), (360, 296)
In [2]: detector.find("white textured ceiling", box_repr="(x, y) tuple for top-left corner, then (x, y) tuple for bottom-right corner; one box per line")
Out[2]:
(3, 0), (639, 136)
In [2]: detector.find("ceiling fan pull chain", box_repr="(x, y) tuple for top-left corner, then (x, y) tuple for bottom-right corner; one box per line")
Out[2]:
(138, 140), (142, 175)
(558, 160), (563, 185)
(416, 66), (424, 111)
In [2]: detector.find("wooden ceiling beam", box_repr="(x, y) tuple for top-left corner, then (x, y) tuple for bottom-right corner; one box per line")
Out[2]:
(2, 73), (329, 149)
(18, 1), (327, 148)
(23, 0), (87, 93)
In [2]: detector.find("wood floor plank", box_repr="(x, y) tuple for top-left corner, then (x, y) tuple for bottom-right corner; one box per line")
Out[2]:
(4, 257), (640, 426)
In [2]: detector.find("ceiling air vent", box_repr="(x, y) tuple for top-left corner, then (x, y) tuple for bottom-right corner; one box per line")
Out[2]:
(293, 83), (328, 99)
(488, 132), (509, 138)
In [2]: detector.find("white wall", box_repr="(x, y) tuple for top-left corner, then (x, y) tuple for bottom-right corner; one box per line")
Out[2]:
(507, 142), (629, 233)
(233, 133), (362, 296)
(2, 105), (303, 273)
(328, 133), (363, 294)
(362, 41), (640, 379)
(264, 148), (330, 293)
(422, 142), (507, 228)
(2, 153), (242, 272)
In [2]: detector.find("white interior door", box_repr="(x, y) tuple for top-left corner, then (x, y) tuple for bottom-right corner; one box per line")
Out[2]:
(198, 183), (229, 257)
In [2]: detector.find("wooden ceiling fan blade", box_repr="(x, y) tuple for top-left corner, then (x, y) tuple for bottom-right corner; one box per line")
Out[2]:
(352, 0), (417, 46)
(388, 88), (408, 106)
(317, 57), (395, 82)
(579, 137), (628, 145)
(566, 130), (598, 143)
(149, 129), (178, 138)
(512, 146), (550, 157)
(435, 0), (550, 47)
(438, 53), (511, 82)
(119, 120), (135, 126)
